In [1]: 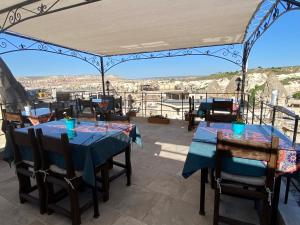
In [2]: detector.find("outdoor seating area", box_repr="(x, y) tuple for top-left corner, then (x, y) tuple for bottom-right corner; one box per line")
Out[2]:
(2, 117), (289, 225)
(0, 1), (300, 225)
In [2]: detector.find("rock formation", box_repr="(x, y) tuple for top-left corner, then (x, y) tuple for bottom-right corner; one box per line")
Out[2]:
(0, 57), (30, 112)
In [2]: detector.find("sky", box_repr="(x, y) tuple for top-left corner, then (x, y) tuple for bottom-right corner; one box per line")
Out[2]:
(1, 10), (300, 79)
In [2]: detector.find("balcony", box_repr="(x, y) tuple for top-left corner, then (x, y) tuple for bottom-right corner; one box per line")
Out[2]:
(0, 115), (299, 225)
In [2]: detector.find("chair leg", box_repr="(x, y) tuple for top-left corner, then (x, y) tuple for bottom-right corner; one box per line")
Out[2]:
(69, 188), (80, 225)
(260, 196), (269, 225)
(36, 174), (46, 214)
(213, 187), (220, 225)
(17, 173), (31, 203)
(46, 182), (54, 215)
(125, 145), (132, 186)
(284, 175), (291, 204)
(210, 169), (215, 188)
(199, 168), (207, 215)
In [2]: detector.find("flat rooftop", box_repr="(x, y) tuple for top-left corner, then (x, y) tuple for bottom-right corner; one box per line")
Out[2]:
(0, 118), (285, 225)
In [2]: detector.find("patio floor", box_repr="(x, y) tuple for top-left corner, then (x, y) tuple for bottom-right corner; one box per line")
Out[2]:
(0, 117), (262, 225)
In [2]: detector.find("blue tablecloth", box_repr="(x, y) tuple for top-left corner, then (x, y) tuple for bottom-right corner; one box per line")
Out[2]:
(21, 107), (52, 117)
(5, 120), (142, 186)
(182, 122), (299, 178)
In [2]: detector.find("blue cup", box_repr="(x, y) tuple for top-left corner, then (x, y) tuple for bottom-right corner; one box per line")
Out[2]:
(67, 129), (77, 139)
(65, 118), (76, 130)
(232, 122), (245, 136)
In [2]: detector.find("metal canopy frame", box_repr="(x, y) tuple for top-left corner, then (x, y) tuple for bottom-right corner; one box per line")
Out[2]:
(0, 0), (299, 100)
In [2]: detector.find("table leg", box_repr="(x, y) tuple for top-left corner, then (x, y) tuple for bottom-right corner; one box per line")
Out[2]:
(271, 176), (281, 225)
(200, 168), (208, 215)
(101, 163), (110, 202)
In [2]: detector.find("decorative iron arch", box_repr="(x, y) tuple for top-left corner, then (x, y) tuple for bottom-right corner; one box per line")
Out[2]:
(245, 0), (300, 58)
(103, 45), (243, 73)
(0, 0), (102, 33)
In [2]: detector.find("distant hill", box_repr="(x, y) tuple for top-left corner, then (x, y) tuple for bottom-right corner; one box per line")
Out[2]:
(16, 66), (300, 81)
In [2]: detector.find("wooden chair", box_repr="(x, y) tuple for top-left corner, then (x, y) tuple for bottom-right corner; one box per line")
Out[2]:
(76, 99), (95, 120)
(212, 99), (233, 114)
(2, 109), (25, 132)
(36, 128), (101, 225)
(95, 144), (132, 202)
(114, 97), (123, 116)
(205, 99), (237, 123)
(8, 126), (46, 214)
(213, 131), (279, 225)
(55, 105), (73, 120)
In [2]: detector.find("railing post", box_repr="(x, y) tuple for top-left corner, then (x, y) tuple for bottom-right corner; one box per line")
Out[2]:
(293, 115), (299, 144)
(145, 93), (147, 117)
(246, 94), (249, 124)
(161, 92), (163, 116)
(192, 96), (195, 110)
(205, 92), (208, 102)
(252, 96), (255, 124)
(181, 93), (184, 120)
(0, 103), (3, 122)
(260, 100), (264, 125)
(141, 92), (144, 117)
(272, 106), (276, 127)
(124, 92), (127, 114)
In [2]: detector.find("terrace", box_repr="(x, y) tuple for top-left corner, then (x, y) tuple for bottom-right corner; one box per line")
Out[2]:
(0, 1), (300, 225)
(0, 117), (293, 225)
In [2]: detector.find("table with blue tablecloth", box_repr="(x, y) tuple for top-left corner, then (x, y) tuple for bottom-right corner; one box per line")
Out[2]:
(5, 119), (142, 186)
(182, 122), (300, 224)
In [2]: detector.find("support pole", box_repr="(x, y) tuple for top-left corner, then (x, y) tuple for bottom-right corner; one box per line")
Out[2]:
(100, 56), (105, 96)
(241, 42), (249, 111)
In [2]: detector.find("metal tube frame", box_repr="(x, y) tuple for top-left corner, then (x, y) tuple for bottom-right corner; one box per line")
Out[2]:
(0, 0), (299, 114)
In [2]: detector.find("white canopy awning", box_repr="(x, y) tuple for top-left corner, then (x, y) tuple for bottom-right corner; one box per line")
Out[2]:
(1, 0), (262, 56)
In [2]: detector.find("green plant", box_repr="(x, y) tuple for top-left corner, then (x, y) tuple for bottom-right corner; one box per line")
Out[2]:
(249, 83), (265, 106)
(281, 77), (300, 85)
(293, 91), (300, 99)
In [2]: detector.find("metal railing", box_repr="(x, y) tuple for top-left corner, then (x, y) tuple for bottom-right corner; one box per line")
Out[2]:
(244, 93), (299, 144)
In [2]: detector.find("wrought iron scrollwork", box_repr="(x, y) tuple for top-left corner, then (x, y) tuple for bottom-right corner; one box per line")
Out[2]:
(0, 0), (102, 33)
(245, 0), (300, 58)
(103, 45), (243, 73)
(0, 36), (101, 72)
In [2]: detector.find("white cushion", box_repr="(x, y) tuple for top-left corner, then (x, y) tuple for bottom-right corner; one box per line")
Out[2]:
(49, 165), (83, 177)
(221, 172), (265, 186)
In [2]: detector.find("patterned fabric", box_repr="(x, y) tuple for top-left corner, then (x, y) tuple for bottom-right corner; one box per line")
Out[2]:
(182, 122), (299, 178)
(195, 122), (299, 173)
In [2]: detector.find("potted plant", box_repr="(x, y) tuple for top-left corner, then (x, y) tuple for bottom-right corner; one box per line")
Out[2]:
(148, 114), (170, 124)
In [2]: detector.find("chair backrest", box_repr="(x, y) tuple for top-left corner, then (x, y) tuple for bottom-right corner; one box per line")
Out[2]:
(55, 105), (73, 120)
(50, 101), (65, 111)
(205, 113), (237, 123)
(78, 98), (93, 113)
(33, 102), (51, 110)
(2, 109), (25, 130)
(100, 96), (115, 111)
(212, 99), (233, 115)
(114, 97), (122, 110)
(216, 131), (279, 187)
(36, 128), (75, 178)
(9, 126), (40, 170)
